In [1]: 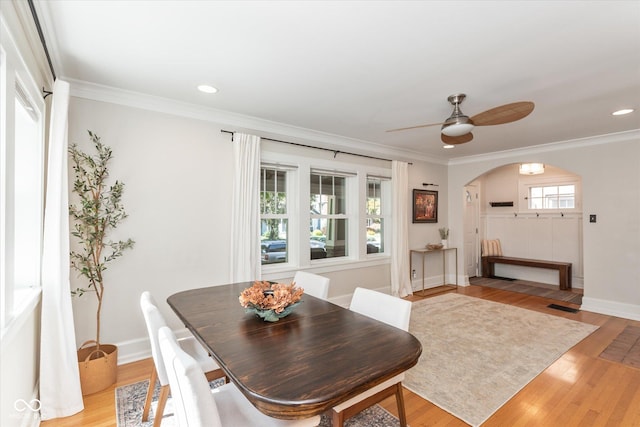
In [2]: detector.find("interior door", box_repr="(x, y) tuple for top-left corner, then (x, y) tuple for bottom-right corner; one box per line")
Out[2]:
(463, 185), (479, 277)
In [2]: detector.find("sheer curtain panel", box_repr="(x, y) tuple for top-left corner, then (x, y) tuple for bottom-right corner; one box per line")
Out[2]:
(39, 80), (84, 419)
(230, 133), (262, 282)
(391, 161), (413, 297)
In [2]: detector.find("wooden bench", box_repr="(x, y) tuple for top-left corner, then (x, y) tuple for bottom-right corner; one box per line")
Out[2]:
(481, 256), (572, 290)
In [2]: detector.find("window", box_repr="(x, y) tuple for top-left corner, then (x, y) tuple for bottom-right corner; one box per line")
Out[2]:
(366, 177), (389, 254)
(310, 171), (349, 260)
(12, 86), (42, 289)
(260, 151), (391, 273)
(528, 184), (575, 209)
(1, 29), (45, 330)
(260, 167), (289, 265)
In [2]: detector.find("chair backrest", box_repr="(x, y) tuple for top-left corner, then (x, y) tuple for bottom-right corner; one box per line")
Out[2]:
(158, 326), (223, 427)
(481, 239), (503, 256)
(293, 271), (330, 300)
(349, 287), (411, 331)
(140, 291), (172, 385)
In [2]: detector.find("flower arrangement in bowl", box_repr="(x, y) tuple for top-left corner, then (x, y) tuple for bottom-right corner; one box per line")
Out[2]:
(239, 281), (304, 322)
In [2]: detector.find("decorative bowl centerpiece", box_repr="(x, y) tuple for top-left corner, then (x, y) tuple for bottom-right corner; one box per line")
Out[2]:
(239, 281), (304, 322)
(426, 243), (444, 250)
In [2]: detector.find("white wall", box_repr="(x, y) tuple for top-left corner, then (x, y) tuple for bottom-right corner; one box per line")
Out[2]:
(448, 132), (640, 320)
(406, 161), (454, 288)
(68, 98), (234, 358)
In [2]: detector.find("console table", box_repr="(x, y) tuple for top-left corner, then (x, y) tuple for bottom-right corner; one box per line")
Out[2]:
(409, 247), (458, 295)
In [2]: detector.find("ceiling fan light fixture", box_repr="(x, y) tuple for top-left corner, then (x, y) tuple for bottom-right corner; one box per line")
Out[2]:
(442, 120), (474, 136)
(519, 163), (545, 175)
(441, 95), (474, 136)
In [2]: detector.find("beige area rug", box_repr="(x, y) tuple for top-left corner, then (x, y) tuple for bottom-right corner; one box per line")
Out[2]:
(405, 293), (598, 426)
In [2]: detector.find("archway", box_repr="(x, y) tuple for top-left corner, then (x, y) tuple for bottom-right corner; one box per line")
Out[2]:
(462, 163), (583, 298)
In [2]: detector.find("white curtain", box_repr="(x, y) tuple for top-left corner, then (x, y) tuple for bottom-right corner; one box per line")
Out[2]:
(229, 133), (262, 282)
(391, 160), (413, 297)
(39, 80), (84, 419)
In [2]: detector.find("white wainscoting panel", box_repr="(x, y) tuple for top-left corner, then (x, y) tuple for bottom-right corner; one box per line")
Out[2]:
(483, 213), (583, 286)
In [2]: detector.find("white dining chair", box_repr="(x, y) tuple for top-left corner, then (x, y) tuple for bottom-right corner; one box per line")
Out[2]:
(158, 326), (322, 427)
(140, 291), (226, 427)
(331, 287), (412, 427)
(293, 271), (330, 300)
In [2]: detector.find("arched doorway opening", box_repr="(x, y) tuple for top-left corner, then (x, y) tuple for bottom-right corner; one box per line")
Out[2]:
(463, 163), (583, 300)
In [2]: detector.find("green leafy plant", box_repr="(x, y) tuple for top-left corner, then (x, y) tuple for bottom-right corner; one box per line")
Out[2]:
(69, 131), (135, 348)
(439, 227), (449, 240)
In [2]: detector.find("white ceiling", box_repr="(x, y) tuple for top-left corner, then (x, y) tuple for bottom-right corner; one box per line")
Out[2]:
(35, 1), (640, 161)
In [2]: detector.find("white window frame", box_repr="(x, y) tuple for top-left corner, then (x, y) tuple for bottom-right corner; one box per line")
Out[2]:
(0, 20), (46, 333)
(260, 164), (297, 268)
(365, 175), (391, 256)
(518, 175), (581, 213)
(260, 150), (391, 276)
(310, 169), (354, 261)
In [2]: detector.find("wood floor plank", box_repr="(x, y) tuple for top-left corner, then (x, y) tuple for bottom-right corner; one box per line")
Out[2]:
(41, 284), (640, 426)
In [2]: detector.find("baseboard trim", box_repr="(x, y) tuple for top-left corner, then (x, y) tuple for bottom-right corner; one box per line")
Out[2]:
(115, 336), (150, 365)
(411, 273), (459, 291)
(581, 296), (640, 321)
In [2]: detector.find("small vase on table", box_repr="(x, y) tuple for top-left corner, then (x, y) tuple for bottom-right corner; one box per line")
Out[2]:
(438, 227), (449, 249)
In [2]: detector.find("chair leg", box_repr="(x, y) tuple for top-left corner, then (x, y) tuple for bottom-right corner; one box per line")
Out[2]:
(331, 382), (407, 427)
(331, 408), (346, 427)
(394, 383), (408, 427)
(205, 368), (227, 383)
(142, 367), (157, 421)
(152, 385), (170, 427)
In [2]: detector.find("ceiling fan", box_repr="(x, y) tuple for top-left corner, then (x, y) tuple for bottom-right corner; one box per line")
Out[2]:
(387, 94), (535, 145)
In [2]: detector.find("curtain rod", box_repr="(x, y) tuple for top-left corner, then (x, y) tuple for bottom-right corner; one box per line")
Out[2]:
(221, 130), (412, 165)
(27, 0), (56, 83)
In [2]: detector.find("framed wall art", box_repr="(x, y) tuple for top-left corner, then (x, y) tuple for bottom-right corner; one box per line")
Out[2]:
(413, 189), (438, 223)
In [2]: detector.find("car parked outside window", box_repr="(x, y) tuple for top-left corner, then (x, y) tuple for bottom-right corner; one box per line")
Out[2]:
(261, 240), (287, 264)
(261, 240), (327, 264)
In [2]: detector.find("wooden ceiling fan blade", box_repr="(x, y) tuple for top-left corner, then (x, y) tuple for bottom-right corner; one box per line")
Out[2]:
(386, 121), (444, 132)
(471, 101), (535, 126)
(442, 132), (473, 144)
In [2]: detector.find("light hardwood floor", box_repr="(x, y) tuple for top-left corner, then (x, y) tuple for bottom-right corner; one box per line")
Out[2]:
(42, 285), (640, 427)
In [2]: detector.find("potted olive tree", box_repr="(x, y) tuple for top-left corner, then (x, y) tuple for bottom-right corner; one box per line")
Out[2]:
(69, 131), (135, 395)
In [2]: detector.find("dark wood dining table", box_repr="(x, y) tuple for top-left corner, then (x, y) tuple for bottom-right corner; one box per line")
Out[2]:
(167, 282), (422, 420)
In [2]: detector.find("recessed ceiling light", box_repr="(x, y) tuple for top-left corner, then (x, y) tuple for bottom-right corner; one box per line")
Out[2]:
(612, 108), (634, 116)
(197, 84), (218, 94)
(443, 144), (455, 149)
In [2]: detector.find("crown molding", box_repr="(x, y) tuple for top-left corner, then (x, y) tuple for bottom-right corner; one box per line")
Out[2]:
(66, 78), (448, 166)
(67, 78), (636, 168)
(448, 129), (640, 166)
